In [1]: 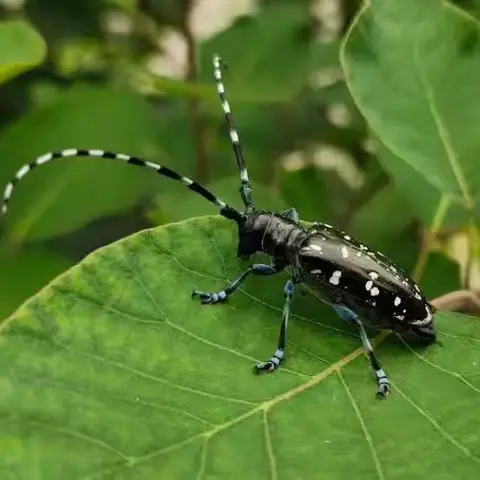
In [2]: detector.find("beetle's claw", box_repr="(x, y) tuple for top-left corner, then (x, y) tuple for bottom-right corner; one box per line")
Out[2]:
(191, 289), (226, 305)
(253, 361), (277, 374)
(376, 383), (390, 398)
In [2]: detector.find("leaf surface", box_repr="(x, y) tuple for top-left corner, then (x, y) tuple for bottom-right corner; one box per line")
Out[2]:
(1, 216), (480, 478)
(0, 20), (46, 86)
(341, 0), (480, 210)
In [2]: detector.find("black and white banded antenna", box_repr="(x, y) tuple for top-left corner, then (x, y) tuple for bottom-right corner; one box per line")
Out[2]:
(213, 54), (254, 212)
(0, 149), (243, 223)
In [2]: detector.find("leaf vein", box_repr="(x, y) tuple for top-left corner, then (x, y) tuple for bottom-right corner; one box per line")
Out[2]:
(394, 382), (480, 465)
(55, 341), (258, 405)
(263, 409), (278, 480)
(338, 371), (385, 480)
(413, 40), (473, 207)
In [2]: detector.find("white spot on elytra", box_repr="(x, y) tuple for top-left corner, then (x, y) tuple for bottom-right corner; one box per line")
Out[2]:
(414, 284), (421, 292)
(395, 315), (405, 321)
(415, 292), (422, 300)
(360, 244), (368, 250)
(311, 269), (322, 275)
(341, 246), (348, 258)
(344, 235), (351, 240)
(365, 280), (373, 291)
(329, 270), (342, 285)
(368, 271), (379, 280)
(394, 296), (401, 306)
(370, 287), (380, 296)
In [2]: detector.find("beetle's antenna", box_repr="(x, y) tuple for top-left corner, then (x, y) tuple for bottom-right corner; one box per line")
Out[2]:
(213, 54), (253, 212)
(0, 149), (242, 222)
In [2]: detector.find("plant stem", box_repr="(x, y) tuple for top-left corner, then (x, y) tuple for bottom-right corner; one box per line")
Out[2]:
(183, 26), (209, 182)
(412, 194), (450, 283)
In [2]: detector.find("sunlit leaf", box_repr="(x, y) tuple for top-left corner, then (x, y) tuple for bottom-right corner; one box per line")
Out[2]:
(1, 216), (479, 478)
(341, 0), (480, 211)
(0, 20), (46, 86)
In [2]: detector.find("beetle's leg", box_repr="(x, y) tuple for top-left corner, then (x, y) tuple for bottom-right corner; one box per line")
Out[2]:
(192, 263), (282, 305)
(356, 319), (390, 398)
(332, 304), (389, 398)
(280, 207), (299, 222)
(254, 279), (295, 374)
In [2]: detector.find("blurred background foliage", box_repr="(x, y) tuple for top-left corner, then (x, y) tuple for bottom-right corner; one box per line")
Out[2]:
(0, 0), (478, 320)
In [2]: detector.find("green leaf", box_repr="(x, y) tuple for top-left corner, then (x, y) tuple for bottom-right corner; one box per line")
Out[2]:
(340, 0), (480, 210)
(0, 85), (161, 243)
(152, 4), (339, 105)
(198, 2), (339, 103)
(375, 140), (475, 227)
(421, 251), (461, 298)
(2, 216), (480, 478)
(279, 166), (334, 223)
(0, 245), (71, 321)
(0, 20), (46, 86)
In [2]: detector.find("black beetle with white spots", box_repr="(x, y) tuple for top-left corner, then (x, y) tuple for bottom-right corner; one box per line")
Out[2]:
(1, 54), (438, 398)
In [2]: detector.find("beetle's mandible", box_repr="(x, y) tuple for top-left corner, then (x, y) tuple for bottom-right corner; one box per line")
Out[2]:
(1, 54), (438, 398)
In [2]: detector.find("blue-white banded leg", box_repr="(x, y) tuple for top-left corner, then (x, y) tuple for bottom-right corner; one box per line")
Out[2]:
(356, 319), (390, 398)
(192, 264), (280, 305)
(280, 207), (299, 222)
(254, 279), (295, 374)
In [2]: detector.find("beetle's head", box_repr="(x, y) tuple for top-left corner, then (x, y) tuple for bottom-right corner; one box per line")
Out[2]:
(236, 212), (265, 260)
(407, 321), (437, 344)
(220, 204), (265, 260)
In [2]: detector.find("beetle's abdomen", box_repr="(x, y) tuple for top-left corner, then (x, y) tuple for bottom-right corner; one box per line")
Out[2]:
(295, 224), (435, 335)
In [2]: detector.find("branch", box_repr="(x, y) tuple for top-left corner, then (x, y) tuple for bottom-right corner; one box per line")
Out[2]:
(431, 290), (480, 317)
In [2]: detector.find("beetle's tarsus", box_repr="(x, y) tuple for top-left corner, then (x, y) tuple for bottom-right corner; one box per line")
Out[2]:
(191, 289), (227, 305)
(253, 358), (282, 374)
(375, 369), (390, 397)
(376, 382), (391, 398)
(254, 347), (285, 375)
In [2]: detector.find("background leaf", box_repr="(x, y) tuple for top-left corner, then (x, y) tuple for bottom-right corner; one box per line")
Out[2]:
(152, 177), (287, 224)
(198, 2), (339, 104)
(0, 85), (162, 242)
(1, 216), (478, 478)
(375, 140), (475, 228)
(0, 245), (70, 321)
(0, 20), (46, 86)
(340, 0), (480, 212)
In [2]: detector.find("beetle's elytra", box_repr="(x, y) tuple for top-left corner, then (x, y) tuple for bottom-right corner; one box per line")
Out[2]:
(1, 54), (437, 398)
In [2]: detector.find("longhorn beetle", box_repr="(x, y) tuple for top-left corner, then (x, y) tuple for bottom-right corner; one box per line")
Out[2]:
(1, 54), (437, 398)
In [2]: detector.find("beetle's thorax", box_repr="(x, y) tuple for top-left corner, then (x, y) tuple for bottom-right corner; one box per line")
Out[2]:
(242, 212), (307, 262)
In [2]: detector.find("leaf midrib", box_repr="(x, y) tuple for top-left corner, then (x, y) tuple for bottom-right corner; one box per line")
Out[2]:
(412, 38), (474, 209)
(84, 331), (389, 479)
